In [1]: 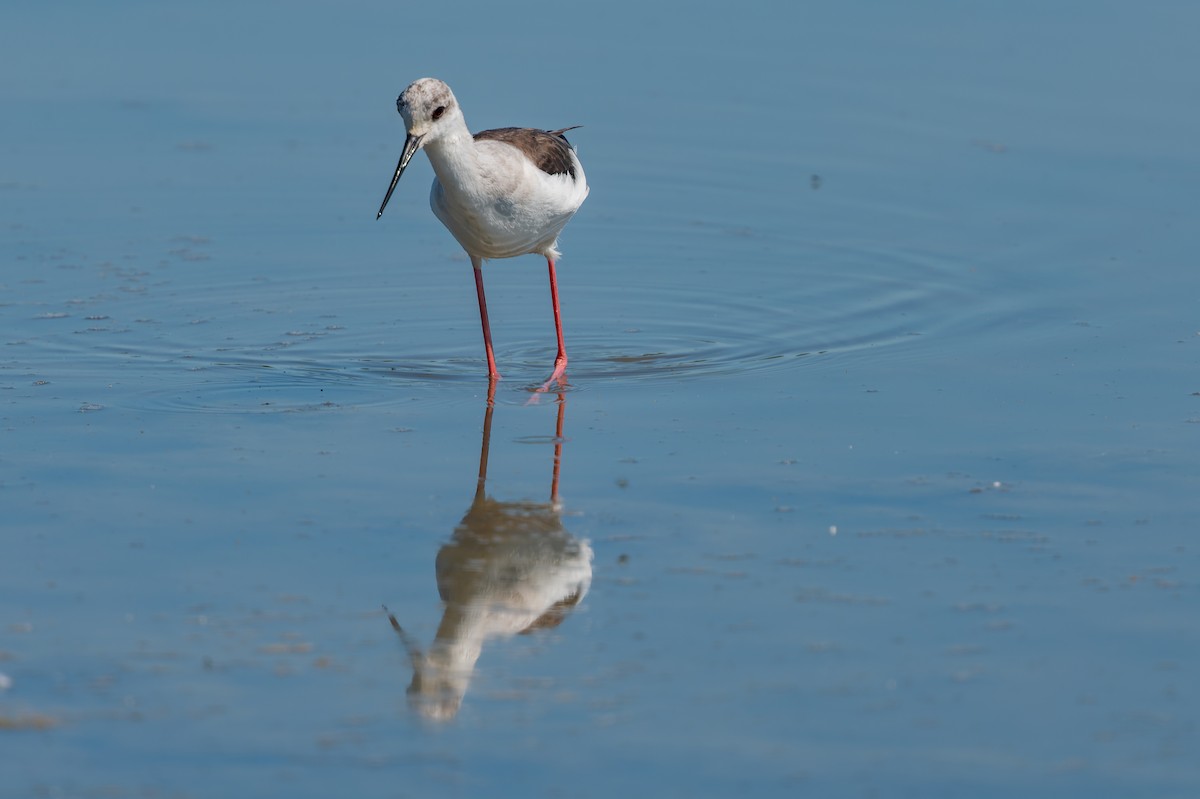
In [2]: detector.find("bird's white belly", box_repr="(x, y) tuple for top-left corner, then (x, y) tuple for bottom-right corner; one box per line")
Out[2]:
(428, 148), (587, 261)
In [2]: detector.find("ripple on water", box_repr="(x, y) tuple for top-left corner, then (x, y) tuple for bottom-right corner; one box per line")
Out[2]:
(22, 240), (1008, 412)
(559, 241), (999, 382)
(129, 358), (482, 415)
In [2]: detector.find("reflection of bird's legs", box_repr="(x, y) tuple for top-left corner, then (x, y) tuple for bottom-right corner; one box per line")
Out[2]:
(551, 392), (566, 507)
(476, 394), (495, 502)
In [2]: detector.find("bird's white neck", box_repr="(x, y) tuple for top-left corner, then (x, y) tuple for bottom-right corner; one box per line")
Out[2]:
(424, 124), (485, 198)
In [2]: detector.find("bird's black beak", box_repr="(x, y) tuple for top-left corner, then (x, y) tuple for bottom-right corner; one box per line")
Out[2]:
(376, 132), (425, 220)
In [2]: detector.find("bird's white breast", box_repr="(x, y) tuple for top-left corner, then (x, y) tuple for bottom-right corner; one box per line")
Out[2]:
(428, 139), (588, 261)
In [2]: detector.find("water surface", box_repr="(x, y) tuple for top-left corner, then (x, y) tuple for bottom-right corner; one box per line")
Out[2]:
(2, 2), (1198, 797)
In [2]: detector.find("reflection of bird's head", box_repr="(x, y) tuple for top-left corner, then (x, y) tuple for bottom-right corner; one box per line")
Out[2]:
(386, 607), (470, 721)
(406, 661), (467, 721)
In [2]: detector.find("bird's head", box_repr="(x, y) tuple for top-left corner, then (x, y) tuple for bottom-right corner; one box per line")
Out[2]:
(377, 77), (463, 220)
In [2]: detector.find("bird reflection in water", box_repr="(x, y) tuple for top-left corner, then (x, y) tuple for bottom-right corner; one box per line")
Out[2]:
(385, 392), (592, 720)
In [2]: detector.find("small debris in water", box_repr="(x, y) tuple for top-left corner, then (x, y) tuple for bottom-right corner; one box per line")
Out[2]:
(971, 139), (1008, 154)
(258, 642), (313, 655)
(0, 713), (58, 730)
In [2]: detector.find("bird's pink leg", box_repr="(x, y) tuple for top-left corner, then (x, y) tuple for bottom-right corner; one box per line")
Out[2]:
(471, 258), (501, 381)
(537, 257), (568, 392)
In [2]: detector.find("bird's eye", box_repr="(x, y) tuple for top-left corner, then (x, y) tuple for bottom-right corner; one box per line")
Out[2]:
(432, 106), (446, 120)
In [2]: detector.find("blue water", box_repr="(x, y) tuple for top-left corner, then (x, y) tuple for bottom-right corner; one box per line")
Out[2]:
(3, 2), (1199, 797)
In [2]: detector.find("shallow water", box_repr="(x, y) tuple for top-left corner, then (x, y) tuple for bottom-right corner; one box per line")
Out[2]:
(3, 2), (1199, 797)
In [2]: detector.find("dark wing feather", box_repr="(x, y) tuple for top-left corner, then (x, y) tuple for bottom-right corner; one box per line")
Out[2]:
(473, 126), (580, 179)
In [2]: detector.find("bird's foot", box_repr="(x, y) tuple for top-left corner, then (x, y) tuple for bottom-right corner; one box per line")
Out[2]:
(539, 358), (568, 392)
(527, 358), (567, 402)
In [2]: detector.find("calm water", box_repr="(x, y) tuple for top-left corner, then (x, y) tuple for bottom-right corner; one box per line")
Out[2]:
(3, 2), (1199, 797)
